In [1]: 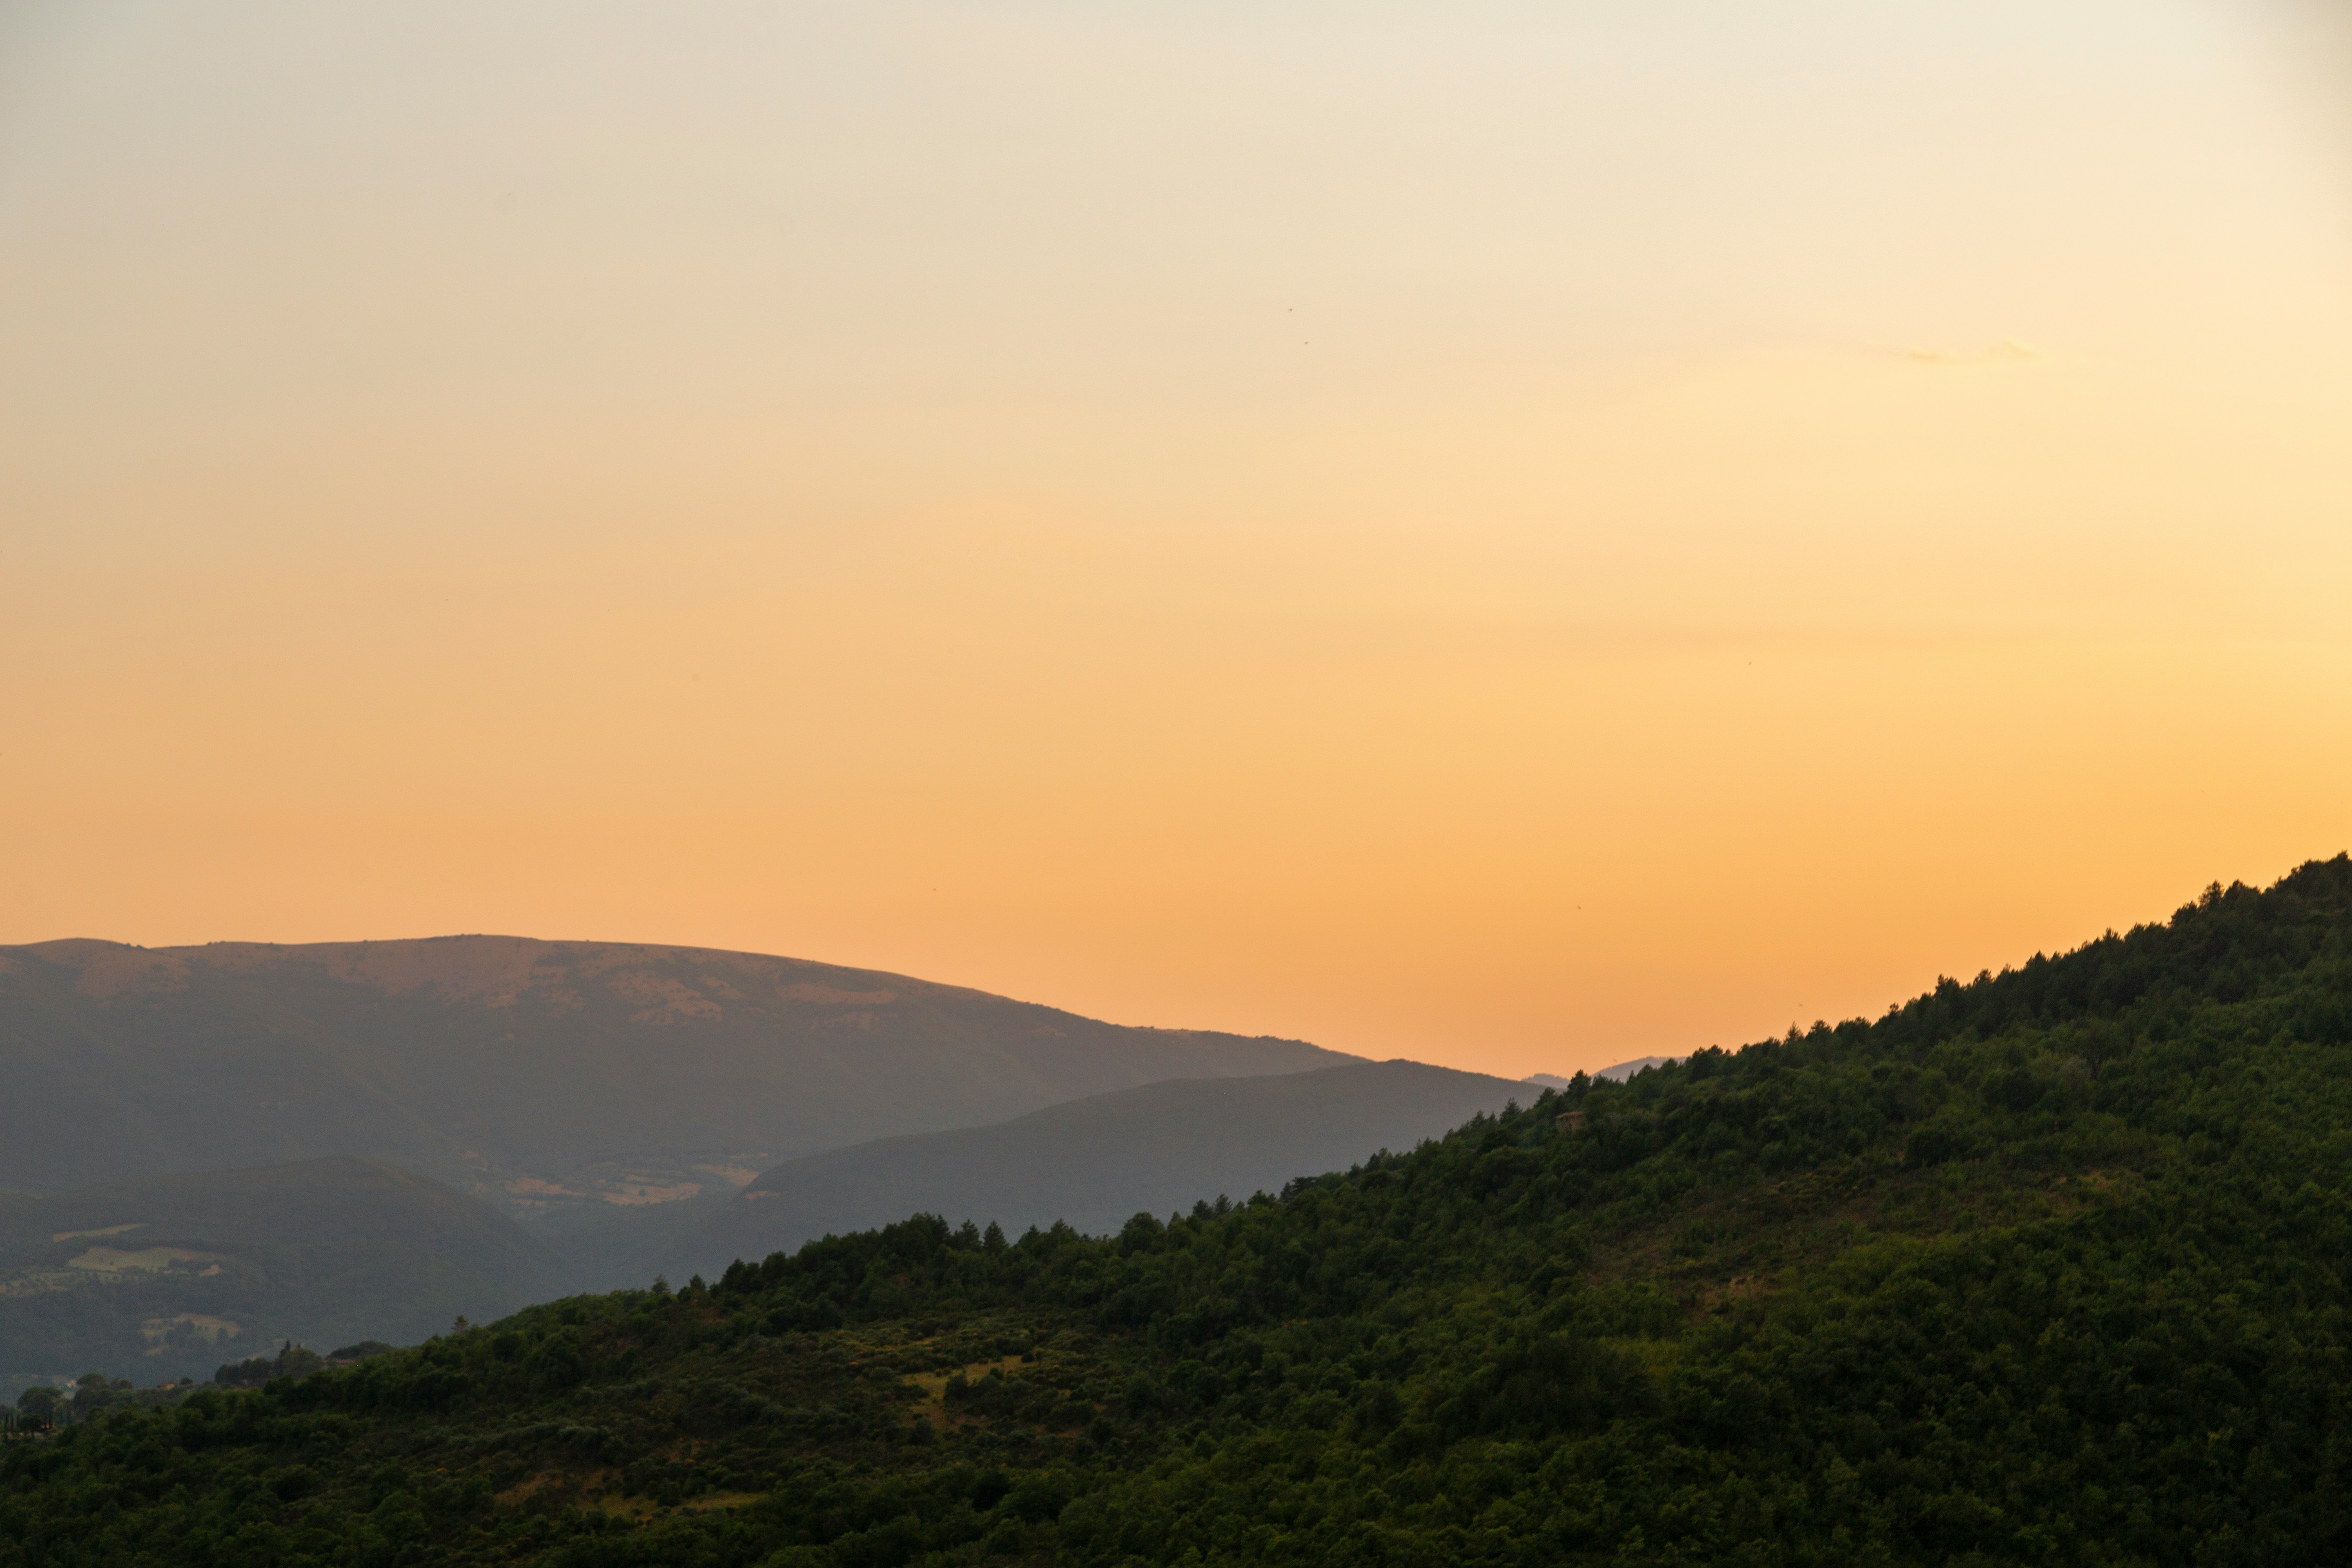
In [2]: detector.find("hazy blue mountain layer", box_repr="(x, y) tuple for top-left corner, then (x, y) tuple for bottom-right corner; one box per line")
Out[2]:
(1526, 1056), (1683, 1091)
(0, 1157), (564, 1381)
(0, 936), (1352, 1222)
(662, 1059), (1528, 1282)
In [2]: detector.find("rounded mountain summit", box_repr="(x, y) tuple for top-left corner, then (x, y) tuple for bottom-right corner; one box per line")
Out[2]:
(0, 935), (1356, 1211)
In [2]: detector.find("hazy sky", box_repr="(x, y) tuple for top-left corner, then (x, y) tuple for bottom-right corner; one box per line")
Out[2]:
(4, 0), (2348, 1077)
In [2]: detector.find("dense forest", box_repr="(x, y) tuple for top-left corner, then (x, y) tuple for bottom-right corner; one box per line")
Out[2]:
(5, 857), (2350, 1567)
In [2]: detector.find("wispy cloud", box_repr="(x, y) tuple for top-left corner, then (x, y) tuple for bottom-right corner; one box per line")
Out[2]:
(1899, 339), (2046, 367)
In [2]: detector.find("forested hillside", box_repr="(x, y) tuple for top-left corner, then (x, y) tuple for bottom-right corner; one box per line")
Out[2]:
(5, 858), (2349, 1567)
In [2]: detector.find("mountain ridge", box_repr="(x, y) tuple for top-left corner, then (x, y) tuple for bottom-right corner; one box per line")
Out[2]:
(662, 1058), (1532, 1281)
(0, 935), (1354, 1221)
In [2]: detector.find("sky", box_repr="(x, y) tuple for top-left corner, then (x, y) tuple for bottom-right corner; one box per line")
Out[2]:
(3, 0), (2349, 1078)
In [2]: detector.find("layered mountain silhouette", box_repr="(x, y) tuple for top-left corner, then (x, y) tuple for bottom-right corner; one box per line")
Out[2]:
(0, 937), (1352, 1221)
(664, 1058), (1530, 1281)
(21, 862), (2352, 1563)
(0, 935), (1368, 1356)
(0, 1157), (564, 1381)
(1524, 1056), (1684, 1091)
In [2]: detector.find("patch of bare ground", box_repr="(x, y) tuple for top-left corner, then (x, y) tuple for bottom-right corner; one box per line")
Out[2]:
(1694, 1274), (1771, 1314)
(588, 1489), (765, 1521)
(904, 1356), (1038, 1428)
(595, 1492), (657, 1522)
(1582, 1156), (2136, 1322)
(494, 1470), (568, 1508)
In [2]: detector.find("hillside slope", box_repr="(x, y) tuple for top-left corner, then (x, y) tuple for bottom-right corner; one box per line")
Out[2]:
(0, 936), (1352, 1221)
(0, 1158), (564, 1381)
(667, 1059), (1529, 1280)
(6, 856), (2349, 1567)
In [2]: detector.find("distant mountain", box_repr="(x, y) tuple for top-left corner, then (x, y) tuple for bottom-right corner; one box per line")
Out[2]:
(0, 1157), (564, 1380)
(666, 1059), (1529, 1281)
(1525, 1056), (1684, 1091)
(1595, 1055), (1681, 1081)
(0, 937), (1354, 1228)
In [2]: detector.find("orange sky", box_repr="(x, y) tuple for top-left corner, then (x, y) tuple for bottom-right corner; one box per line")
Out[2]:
(3, 0), (2349, 1078)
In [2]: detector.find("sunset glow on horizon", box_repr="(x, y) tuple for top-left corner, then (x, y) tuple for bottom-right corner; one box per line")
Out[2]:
(5, 0), (2350, 1079)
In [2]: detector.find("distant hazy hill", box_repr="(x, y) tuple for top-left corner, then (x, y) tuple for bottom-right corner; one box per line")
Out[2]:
(1593, 1055), (1681, 1081)
(0, 1157), (563, 1380)
(0, 937), (1352, 1223)
(1524, 1057), (1684, 1092)
(670, 1059), (1528, 1279)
